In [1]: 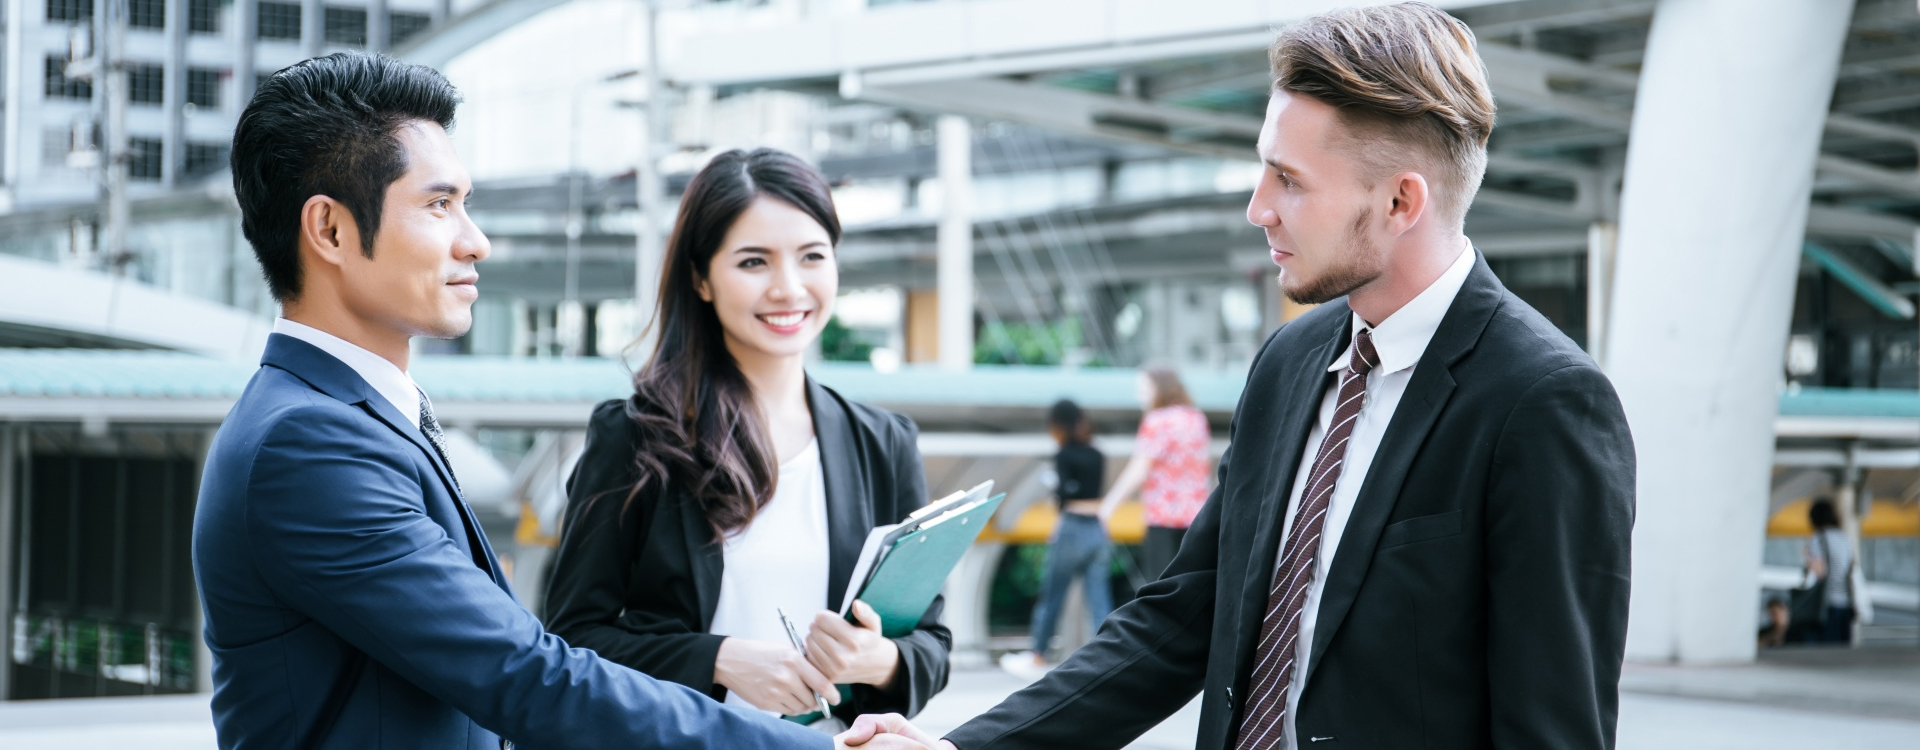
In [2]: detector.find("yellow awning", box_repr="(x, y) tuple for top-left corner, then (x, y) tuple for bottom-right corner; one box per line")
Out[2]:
(977, 501), (1149, 545)
(1768, 498), (1920, 537)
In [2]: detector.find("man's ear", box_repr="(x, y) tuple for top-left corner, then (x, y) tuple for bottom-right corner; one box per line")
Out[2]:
(300, 195), (361, 268)
(1383, 171), (1431, 237)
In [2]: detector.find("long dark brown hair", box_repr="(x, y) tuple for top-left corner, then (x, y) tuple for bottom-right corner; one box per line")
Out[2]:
(623, 148), (841, 539)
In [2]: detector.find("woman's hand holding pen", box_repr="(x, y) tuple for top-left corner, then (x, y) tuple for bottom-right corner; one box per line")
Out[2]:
(714, 637), (840, 716)
(808, 600), (903, 689)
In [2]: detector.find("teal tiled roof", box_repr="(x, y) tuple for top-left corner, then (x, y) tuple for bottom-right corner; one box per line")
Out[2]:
(0, 349), (253, 399)
(1775, 386), (1920, 419)
(0, 349), (1247, 412)
(0, 349), (1914, 421)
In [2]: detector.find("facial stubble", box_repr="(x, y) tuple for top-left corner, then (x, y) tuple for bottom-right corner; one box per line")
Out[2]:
(1279, 205), (1384, 306)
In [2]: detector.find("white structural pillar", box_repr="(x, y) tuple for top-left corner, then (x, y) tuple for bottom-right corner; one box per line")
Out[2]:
(236, 0), (259, 107)
(0, 425), (16, 698)
(936, 115), (974, 371)
(633, 2), (669, 359)
(1610, 0), (1853, 664)
(1585, 221), (1615, 363)
(1, 0), (26, 201)
(302, 0), (324, 56)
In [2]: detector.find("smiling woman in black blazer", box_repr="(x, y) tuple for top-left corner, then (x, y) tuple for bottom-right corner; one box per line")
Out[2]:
(543, 148), (950, 727)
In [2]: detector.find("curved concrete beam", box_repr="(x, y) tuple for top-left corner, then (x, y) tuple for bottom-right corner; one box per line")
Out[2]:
(0, 255), (273, 360)
(392, 0), (573, 68)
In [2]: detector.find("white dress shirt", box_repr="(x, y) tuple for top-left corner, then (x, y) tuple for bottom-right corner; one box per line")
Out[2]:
(273, 318), (422, 429)
(1275, 245), (1475, 749)
(707, 438), (833, 715)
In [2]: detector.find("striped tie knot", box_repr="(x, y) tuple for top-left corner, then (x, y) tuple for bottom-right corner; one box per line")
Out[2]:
(1348, 328), (1378, 377)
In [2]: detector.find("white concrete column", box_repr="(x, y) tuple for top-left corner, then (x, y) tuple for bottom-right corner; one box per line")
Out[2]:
(0, 425), (17, 698)
(368, 0), (391, 52)
(1585, 221), (1615, 363)
(301, 0), (324, 56)
(632, 3), (668, 361)
(1611, 0), (1854, 664)
(162, 0), (188, 187)
(2, 0), (32, 197)
(235, 0), (259, 106)
(936, 115), (974, 371)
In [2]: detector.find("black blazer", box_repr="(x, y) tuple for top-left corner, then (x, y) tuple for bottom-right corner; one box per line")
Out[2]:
(544, 378), (952, 720)
(946, 253), (1635, 750)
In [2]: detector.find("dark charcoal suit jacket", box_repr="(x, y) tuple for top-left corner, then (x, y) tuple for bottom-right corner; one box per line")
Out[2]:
(945, 252), (1635, 750)
(544, 378), (951, 721)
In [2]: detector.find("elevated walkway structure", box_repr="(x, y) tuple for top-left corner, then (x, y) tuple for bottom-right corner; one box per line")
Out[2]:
(2, 350), (1915, 696)
(393, 0), (573, 67)
(1, 349), (1910, 439)
(663, 0), (1920, 258)
(0, 256), (270, 358)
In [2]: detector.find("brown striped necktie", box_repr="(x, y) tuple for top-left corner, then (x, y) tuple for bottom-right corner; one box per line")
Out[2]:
(1235, 328), (1378, 750)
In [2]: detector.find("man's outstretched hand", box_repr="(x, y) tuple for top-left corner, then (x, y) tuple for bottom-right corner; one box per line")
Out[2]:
(834, 713), (958, 750)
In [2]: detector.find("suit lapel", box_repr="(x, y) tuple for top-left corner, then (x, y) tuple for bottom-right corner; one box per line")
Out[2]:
(260, 334), (500, 582)
(684, 490), (725, 629)
(1301, 253), (1504, 689)
(809, 379), (871, 612)
(1233, 311), (1348, 687)
(356, 394), (502, 582)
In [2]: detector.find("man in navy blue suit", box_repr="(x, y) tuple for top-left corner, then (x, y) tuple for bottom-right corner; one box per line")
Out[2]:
(192, 52), (841, 750)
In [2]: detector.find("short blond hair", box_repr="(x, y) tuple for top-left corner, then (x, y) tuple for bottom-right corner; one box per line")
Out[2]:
(1269, 2), (1495, 223)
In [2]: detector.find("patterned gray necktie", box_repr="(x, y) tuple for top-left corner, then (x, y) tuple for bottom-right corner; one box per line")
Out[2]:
(416, 386), (462, 494)
(418, 386), (493, 574)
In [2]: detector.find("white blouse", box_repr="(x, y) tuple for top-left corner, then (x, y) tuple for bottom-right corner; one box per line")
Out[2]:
(706, 438), (832, 714)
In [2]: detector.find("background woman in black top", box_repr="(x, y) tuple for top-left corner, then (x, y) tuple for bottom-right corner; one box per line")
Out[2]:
(543, 148), (950, 727)
(999, 399), (1111, 675)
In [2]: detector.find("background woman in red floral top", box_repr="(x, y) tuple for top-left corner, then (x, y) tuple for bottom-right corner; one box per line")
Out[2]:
(1097, 366), (1213, 580)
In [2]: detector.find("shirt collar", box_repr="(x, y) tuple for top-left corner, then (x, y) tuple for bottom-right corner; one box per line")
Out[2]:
(273, 318), (422, 428)
(1327, 243), (1477, 375)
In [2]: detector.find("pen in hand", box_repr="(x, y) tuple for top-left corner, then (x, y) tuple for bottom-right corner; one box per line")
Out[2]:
(777, 607), (833, 718)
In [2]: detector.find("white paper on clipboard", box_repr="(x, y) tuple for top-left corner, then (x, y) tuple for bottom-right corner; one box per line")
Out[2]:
(836, 480), (995, 616)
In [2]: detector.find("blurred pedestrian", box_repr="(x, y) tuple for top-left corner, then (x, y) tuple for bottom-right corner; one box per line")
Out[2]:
(1802, 498), (1856, 644)
(1000, 399), (1111, 677)
(1758, 595), (1789, 649)
(1098, 367), (1212, 580)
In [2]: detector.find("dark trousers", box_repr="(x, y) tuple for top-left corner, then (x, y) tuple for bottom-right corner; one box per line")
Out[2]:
(1030, 513), (1113, 655)
(1140, 525), (1187, 581)
(1821, 606), (1854, 643)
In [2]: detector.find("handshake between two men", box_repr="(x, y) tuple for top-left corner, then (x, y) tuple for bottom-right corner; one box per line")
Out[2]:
(839, 714), (948, 750)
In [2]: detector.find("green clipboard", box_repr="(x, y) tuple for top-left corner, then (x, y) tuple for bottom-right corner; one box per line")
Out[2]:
(783, 485), (1005, 724)
(854, 489), (1006, 637)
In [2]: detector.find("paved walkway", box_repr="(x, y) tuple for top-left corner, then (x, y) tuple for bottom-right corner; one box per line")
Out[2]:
(1618, 645), (1920, 720)
(911, 649), (1920, 750)
(2, 647), (1916, 749)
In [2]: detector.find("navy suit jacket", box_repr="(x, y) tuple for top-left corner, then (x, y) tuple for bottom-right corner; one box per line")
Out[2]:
(192, 333), (831, 750)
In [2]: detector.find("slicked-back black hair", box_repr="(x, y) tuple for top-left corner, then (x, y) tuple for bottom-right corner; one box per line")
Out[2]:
(231, 52), (460, 302)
